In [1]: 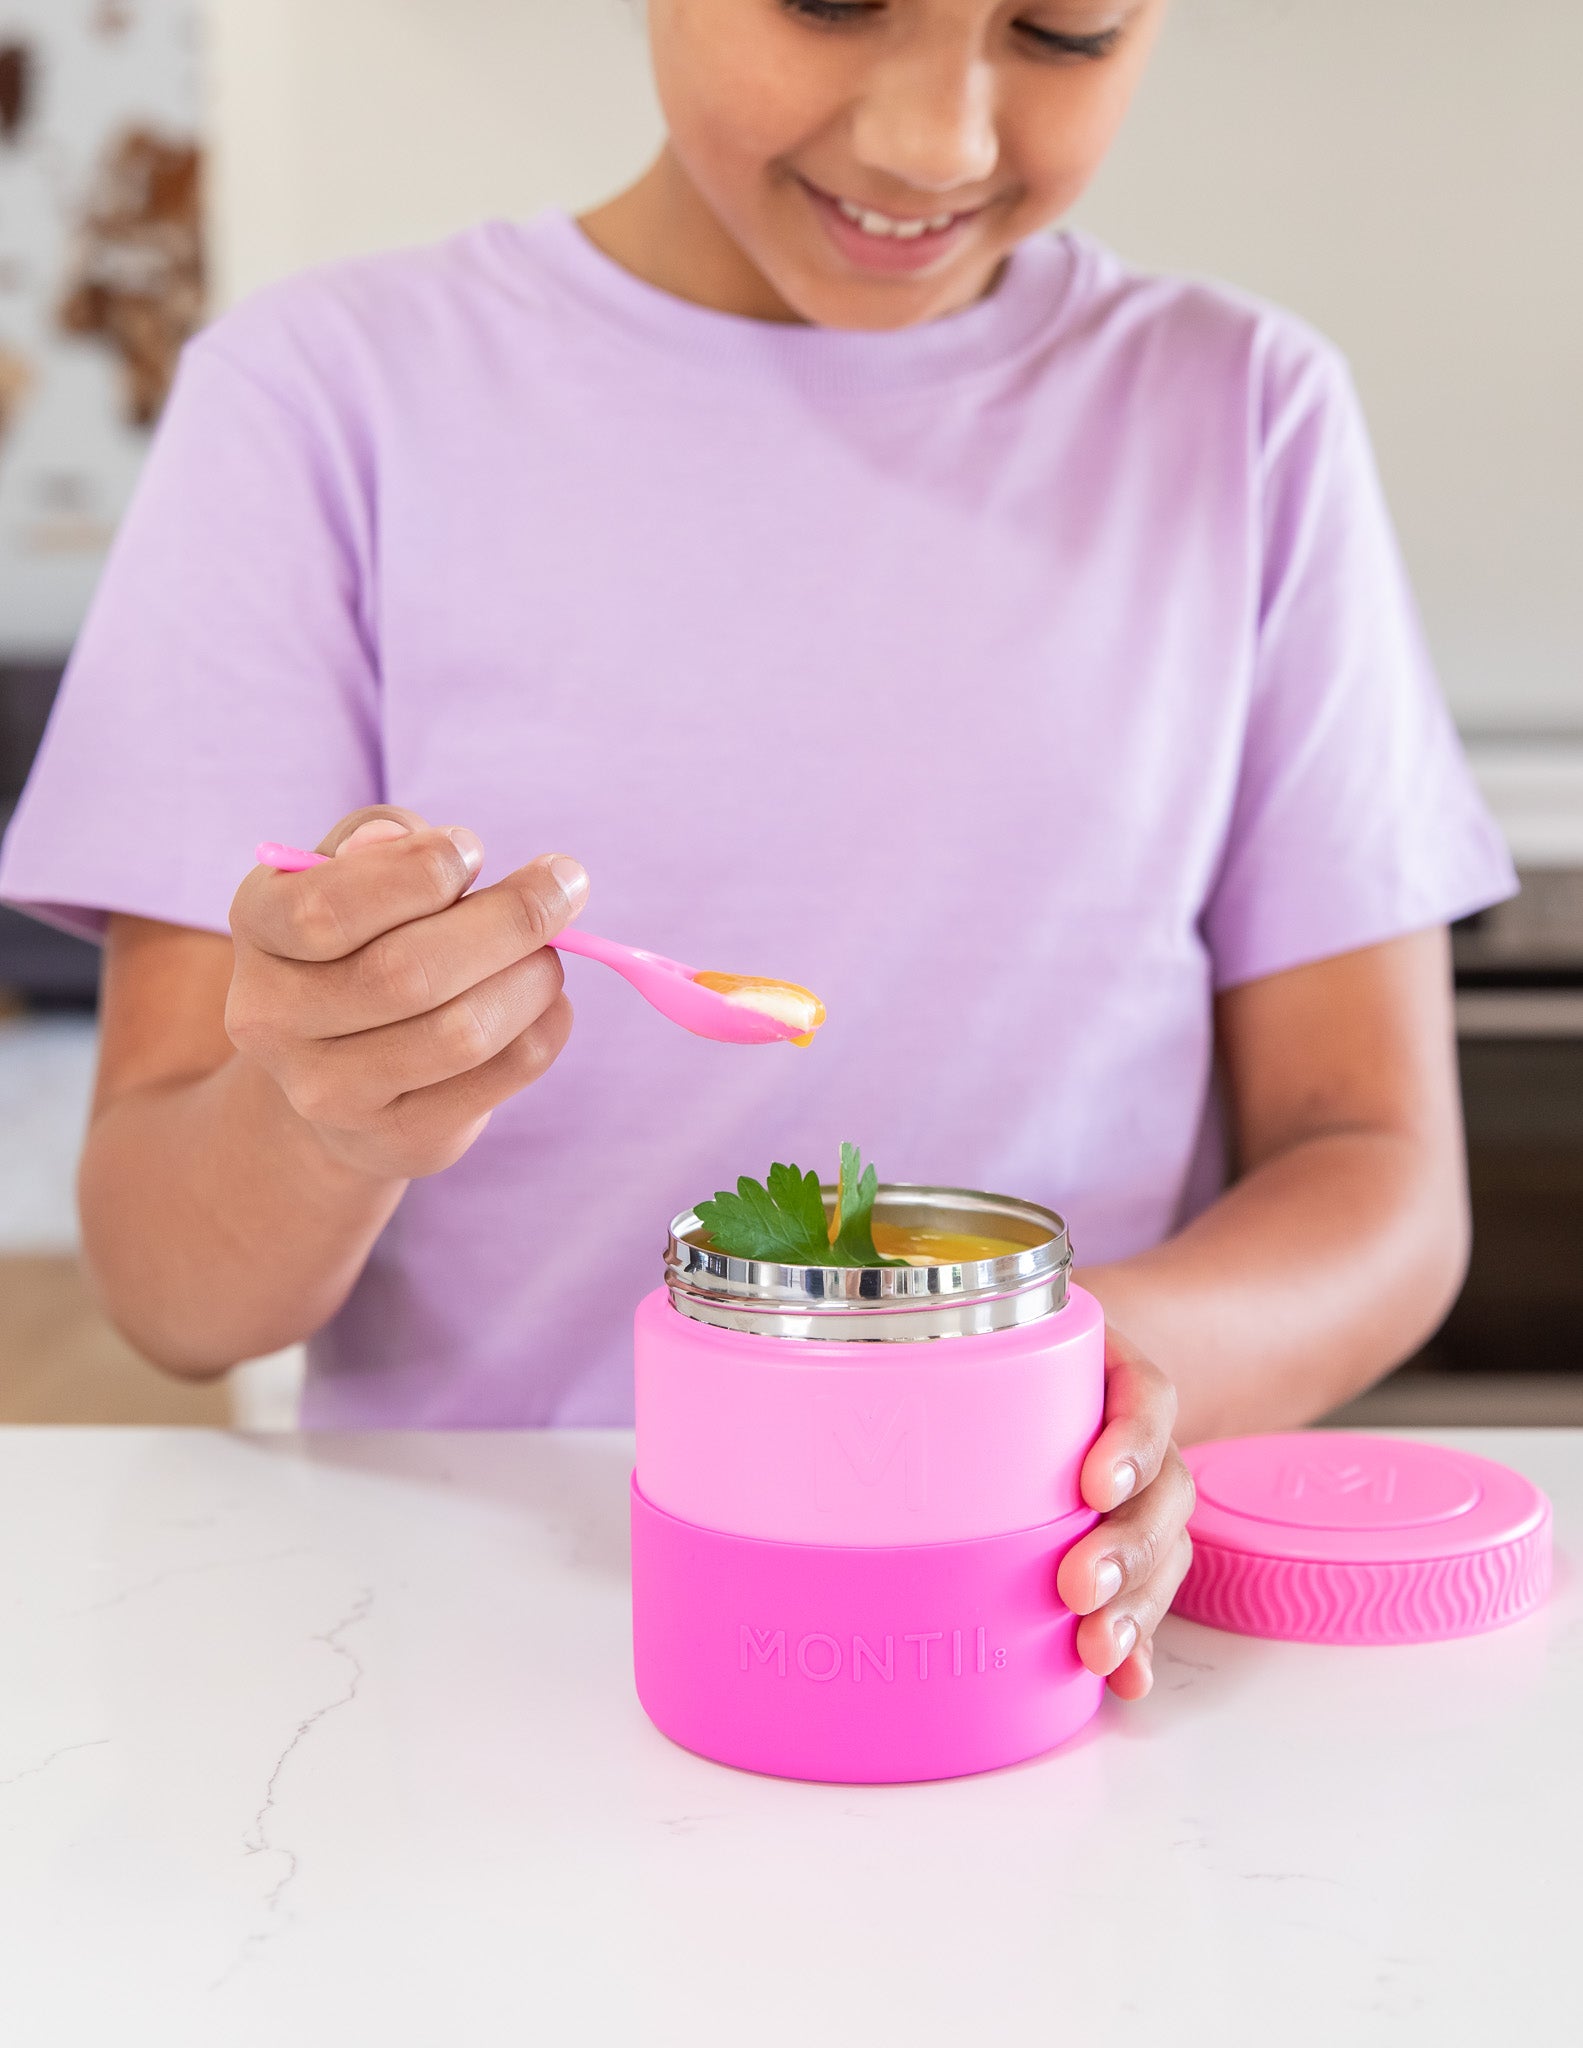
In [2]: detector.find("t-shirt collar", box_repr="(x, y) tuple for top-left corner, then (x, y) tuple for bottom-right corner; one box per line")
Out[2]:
(479, 204), (1081, 401)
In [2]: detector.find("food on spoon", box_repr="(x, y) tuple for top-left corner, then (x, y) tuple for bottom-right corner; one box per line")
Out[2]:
(694, 1142), (1026, 1267)
(691, 970), (826, 1046)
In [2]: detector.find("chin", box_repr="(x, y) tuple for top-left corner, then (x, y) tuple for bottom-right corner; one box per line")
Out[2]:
(750, 231), (993, 331)
(791, 263), (995, 332)
(760, 186), (1022, 329)
(802, 286), (960, 332)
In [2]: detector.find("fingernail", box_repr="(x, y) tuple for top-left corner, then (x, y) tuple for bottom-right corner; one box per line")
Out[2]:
(336, 817), (410, 856)
(444, 826), (484, 876)
(1112, 1460), (1138, 1504)
(549, 855), (589, 906)
(1093, 1558), (1123, 1607)
(1113, 1616), (1138, 1661)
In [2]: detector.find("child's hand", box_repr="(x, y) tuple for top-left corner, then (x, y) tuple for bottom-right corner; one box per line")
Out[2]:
(226, 808), (587, 1181)
(1056, 1323), (1195, 1700)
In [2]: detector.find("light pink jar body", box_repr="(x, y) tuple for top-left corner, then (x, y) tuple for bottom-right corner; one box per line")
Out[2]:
(631, 1283), (1107, 1783)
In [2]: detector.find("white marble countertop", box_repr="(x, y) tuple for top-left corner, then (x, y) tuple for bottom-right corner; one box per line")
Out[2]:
(2, 1426), (1575, 2047)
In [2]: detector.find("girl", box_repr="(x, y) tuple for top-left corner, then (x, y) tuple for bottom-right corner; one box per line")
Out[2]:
(0, 0), (1513, 1702)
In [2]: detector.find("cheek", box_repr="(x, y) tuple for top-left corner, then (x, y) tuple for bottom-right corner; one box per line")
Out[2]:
(650, 3), (836, 183)
(1001, 71), (1144, 219)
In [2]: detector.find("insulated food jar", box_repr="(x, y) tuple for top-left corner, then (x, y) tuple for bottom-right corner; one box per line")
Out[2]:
(631, 1185), (1108, 1783)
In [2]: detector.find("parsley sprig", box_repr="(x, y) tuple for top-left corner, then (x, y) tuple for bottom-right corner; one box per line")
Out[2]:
(695, 1142), (906, 1267)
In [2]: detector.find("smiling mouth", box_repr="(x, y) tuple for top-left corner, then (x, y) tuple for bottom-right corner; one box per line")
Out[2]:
(833, 195), (964, 239)
(800, 175), (984, 241)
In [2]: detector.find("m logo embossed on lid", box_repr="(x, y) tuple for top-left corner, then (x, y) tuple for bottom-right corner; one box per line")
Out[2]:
(1278, 1457), (1399, 1507)
(1194, 1436), (1483, 1533)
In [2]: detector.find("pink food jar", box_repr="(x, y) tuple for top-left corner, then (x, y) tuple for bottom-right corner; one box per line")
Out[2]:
(631, 1185), (1107, 1783)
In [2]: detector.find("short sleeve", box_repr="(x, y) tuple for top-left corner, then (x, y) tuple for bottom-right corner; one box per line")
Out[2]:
(0, 334), (382, 941)
(1201, 335), (1516, 990)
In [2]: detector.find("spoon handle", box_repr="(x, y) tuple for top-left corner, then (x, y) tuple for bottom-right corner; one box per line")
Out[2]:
(547, 927), (621, 968)
(256, 841), (329, 871)
(550, 927), (689, 977)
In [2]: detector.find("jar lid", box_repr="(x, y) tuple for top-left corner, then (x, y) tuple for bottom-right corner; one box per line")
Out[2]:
(1175, 1433), (1552, 1643)
(665, 1184), (1071, 1342)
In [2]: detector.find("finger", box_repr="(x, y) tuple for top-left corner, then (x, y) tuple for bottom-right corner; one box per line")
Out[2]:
(1079, 1324), (1179, 1513)
(1077, 1530), (1194, 1681)
(318, 807), (429, 857)
(286, 949), (566, 1123)
(1058, 1449), (1196, 1617)
(333, 818), (411, 857)
(381, 993), (576, 1167)
(272, 853), (590, 1040)
(233, 816), (483, 963)
(1106, 1637), (1154, 1704)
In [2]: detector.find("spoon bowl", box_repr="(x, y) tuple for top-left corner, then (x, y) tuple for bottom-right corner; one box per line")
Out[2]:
(550, 929), (814, 1043)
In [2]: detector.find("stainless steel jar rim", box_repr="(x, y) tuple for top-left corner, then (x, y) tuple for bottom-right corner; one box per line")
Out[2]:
(665, 1183), (1071, 1342)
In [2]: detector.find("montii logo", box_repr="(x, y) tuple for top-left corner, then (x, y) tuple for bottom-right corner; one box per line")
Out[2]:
(738, 1624), (1006, 1682)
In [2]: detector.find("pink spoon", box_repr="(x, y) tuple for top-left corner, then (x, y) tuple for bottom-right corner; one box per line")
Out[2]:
(254, 842), (824, 1047)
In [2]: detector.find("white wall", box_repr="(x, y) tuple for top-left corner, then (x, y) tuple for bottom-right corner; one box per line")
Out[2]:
(205, 0), (661, 301)
(204, 0), (1583, 735)
(1070, 0), (1583, 738)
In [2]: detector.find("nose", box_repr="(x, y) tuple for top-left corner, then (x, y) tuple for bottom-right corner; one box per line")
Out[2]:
(848, 41), (1000, 196)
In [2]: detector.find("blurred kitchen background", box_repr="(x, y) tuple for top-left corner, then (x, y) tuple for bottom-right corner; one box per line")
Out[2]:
(1, 0), (1579, 1427)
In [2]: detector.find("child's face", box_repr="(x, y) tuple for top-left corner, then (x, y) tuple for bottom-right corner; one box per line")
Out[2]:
(645, 0), (1165, 325)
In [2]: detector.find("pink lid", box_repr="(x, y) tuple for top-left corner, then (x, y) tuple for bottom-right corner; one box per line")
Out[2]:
(1175, 1433), (1552, 1644)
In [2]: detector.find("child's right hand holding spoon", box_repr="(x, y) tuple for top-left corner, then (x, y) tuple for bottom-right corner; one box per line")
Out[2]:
(227, 807), (588, 1182)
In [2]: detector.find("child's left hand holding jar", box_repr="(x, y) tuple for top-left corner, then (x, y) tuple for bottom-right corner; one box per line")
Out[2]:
(1056, 1327), (1196, 1699)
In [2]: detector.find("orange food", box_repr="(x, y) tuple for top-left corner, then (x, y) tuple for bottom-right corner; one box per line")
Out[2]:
(870, 1224), (1026, 1266)
(693, 971), (826, 1046)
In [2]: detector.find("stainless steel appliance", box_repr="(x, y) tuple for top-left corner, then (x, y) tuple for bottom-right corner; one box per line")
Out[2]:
(1438, 871), (1583, 1374)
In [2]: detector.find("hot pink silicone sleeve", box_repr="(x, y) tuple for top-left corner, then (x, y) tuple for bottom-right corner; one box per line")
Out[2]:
(632, 1480), (1104, 1784)
(634, 1284), (1106, 1546)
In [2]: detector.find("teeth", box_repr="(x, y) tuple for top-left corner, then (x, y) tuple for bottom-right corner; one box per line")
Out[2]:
(835, 196), (957, 239)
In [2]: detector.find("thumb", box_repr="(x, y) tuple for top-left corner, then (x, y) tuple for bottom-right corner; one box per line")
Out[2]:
(336, 817), (412, 857)
(316, 805), (431, 858)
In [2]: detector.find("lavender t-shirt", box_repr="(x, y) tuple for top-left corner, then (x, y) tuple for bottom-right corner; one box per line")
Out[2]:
(0, 211), (1514, 1424)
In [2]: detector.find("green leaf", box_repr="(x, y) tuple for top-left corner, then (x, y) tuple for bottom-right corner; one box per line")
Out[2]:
(696, 1162), (829, 1264)
(765, 1160), (828, 1245)
(830, 1140), (894, 1265)
(694, 1144), (906, 1267)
